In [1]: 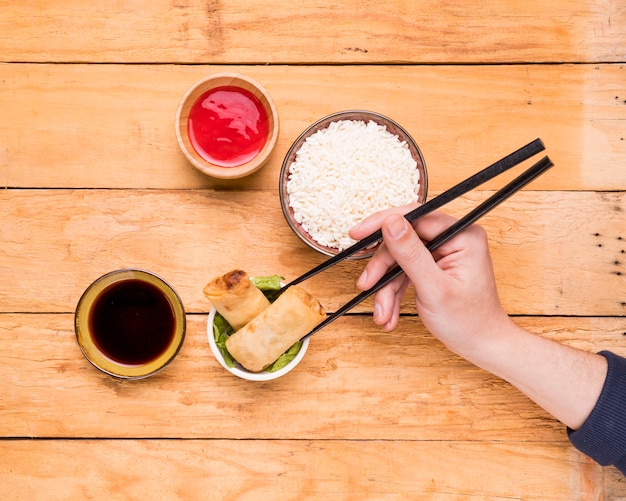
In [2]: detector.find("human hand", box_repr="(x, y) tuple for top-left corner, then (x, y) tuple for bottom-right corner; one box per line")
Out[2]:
(351, 205), (609, 433)
(349, 204), (512, 357)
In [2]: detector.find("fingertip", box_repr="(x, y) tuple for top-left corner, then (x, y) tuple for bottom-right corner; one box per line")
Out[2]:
(347, 228), (359, 240)
(356, 269), (368, 290)
(348, 219), (369, 239)
(382, 317), (398, 332)
(372, 287), (399, 328)
(373, 301), (384, 323)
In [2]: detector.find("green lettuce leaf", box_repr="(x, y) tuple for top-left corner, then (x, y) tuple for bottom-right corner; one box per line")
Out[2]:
(250, 275), (284, 291)
(213, 313), (236, 368)
(265, 341), (303, 372)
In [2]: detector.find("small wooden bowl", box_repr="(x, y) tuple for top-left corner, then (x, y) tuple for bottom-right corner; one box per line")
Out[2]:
(175, 73), (279, 180)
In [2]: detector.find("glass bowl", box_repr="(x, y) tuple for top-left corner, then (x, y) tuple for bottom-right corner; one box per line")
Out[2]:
(75, 269), (186, 379)
(279, 110), (427, 259)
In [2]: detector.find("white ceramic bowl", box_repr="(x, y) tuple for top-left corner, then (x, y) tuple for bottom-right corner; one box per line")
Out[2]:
(207, 308), (310, 381)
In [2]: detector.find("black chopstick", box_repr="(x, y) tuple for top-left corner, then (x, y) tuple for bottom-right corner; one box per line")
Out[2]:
(300, 155), (554, 341)
(284, 138), (545, 290)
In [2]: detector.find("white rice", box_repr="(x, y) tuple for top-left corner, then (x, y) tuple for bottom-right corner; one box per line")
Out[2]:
(286, 119), (420, 250)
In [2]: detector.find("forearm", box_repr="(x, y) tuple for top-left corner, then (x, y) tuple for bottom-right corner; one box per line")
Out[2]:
(452, 318), (608, 430)
(351, 210), (610, 431)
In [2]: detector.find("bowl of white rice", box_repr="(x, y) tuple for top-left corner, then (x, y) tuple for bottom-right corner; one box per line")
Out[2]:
(279, 110), (427, 258)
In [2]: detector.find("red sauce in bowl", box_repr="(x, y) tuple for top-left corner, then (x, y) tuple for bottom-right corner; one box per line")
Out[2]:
(188, 86), (269, 167)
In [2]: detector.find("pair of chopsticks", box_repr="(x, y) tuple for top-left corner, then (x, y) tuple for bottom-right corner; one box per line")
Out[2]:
(285, 138), (552, 340)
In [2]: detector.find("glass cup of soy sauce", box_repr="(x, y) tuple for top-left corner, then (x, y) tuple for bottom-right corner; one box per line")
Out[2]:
(75, 269), (186, 379)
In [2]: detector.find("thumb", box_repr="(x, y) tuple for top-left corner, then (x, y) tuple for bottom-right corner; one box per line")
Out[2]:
(381, 214), (443, 296)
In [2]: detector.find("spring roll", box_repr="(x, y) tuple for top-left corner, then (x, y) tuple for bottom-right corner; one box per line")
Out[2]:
(226, 285), (326, 372)
(203, 270), (270, 330)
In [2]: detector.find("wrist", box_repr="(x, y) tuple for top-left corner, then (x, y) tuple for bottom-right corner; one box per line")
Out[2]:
(443, 312), (519, 371)
(453, 318), (608, 430)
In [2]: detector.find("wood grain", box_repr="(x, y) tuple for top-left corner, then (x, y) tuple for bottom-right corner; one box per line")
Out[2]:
(1, 189), (624, 316)
(1, 63), (625, 191)
(0, 439), (605, 500)
(0, 1), (624, 64)
(1, 313), (624, 440)
(2, 1), (625, 495)
(607, 467), (626, 500)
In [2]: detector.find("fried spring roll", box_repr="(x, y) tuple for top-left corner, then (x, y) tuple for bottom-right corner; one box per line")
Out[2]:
(203, 270), (270, 330)
(226, 285), (326, 372)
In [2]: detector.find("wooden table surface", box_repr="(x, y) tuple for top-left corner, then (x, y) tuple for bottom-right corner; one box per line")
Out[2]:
(1, 1), (625, 499)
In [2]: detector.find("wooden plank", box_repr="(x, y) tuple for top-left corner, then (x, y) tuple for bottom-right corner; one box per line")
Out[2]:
(0, 313), (624, 440)
(0, 63), (625, 191)
(606, 466), (626, 500)
(0, 1), (624, 64)
(1, 189), (624, 316)
(0, 439), (604, 500)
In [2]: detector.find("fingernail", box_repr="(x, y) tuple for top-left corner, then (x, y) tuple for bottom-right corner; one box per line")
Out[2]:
(357, 270), (367, 289)
(386, 215), (407, 239)
(373, 301), (383, 322)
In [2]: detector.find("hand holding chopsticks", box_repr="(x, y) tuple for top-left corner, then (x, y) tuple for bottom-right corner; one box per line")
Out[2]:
(284, 138), (545, 290)
(289, 139), (553, 340)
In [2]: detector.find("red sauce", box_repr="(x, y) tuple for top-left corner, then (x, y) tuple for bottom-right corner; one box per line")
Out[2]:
(188, 86), (269, 167)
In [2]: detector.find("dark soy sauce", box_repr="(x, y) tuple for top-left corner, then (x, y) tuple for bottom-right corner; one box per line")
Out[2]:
(89, 279), (176, 365)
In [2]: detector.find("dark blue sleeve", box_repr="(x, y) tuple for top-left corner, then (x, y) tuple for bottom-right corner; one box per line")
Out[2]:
(567, 351), (626, 475)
